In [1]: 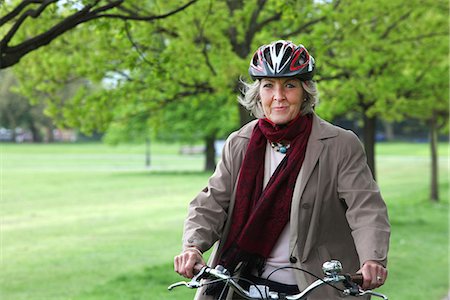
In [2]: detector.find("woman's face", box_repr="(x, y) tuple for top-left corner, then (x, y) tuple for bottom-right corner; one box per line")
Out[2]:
(259, 77), (305, 125)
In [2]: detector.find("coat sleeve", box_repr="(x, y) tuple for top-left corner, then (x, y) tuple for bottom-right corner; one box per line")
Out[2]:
(182, 132), (240, 252)
(336, 130), (390, 267)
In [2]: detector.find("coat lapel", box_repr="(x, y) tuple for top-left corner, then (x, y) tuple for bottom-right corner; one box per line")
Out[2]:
(293, 114), (336, 203)
(290, 114), (338, 262)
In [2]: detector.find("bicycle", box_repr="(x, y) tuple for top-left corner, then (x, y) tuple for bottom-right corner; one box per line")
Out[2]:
(168, 260), (388, 299)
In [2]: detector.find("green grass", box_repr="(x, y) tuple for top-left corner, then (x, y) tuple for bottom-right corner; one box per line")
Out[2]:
(1, 142), (448, 300)
(374, 142), (449, 299)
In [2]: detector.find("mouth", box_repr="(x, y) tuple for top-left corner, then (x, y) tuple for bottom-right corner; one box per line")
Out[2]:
(272, 106), (288, 111)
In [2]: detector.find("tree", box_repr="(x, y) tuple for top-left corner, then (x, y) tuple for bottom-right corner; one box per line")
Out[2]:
(312, 0), (449, 179)
(142, 0), (338, 171)
(0, 0), (197, 68)
(6, 0), (326, 170)
(5, 0), (448, 177)
(0, 68), (54, 142)
(100, 0), (337, 169)
(391, 2), (449, 201)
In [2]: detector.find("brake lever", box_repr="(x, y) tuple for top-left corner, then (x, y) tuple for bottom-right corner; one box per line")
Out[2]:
(168, 281), (191, 290)
(358, 290), (388, 300)
(168, 279), (203, 290)
(168, 266), (209, 291)
(342, 274), (388, 300)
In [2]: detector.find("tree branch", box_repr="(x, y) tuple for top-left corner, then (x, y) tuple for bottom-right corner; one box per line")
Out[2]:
(315, 72), (351, 82)
(228, 0), (282, 58)
(380, 9), (413, 39)
(246, 0), (267, 35)
(280, 16), (325, 39)
(194, 2), (217, 76)
(251, 11), (282, 39)
(115, 80), (215, 124)
(124, 21), (154, 68)
(0, 0), (59, 52)
(0, 0), (198, 69)
(3, 4), (96, 54)
(391, 31), (449, 44)
(0, 0), (43, 26)
(87, 0), (123, 17)
(94, 0), (197, 21)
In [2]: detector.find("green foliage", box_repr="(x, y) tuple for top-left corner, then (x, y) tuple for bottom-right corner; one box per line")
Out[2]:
(313, 0), (449, 129)
(3, 0), (449, 143)
(0, 1), (310, 143)
(0, 69), (29, 128)
(0, 69), (54, 141)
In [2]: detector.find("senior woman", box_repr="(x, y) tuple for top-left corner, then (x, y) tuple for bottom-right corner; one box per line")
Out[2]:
(174, 40), (390, 299)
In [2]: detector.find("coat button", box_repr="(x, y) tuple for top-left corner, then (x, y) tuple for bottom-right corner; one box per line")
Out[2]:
(301, 203), (311, 209)
(290, 256), (298, 263)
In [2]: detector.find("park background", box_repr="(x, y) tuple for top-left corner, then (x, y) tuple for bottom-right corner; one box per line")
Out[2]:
(1, 0), (449, 299)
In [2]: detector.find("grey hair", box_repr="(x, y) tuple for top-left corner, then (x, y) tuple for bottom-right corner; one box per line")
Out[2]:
(238, 78), (319, 119)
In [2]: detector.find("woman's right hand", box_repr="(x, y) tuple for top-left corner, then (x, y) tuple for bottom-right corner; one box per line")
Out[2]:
(174, 247), (205, 278)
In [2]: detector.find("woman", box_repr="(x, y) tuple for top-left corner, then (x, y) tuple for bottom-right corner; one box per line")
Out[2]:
(174, 40), (390, 299)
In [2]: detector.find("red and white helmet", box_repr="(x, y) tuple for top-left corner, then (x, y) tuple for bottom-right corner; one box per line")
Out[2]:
(249, 40), (315, 81)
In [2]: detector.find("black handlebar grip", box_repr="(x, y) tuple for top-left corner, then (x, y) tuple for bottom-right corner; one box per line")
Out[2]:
(193, 264), (205, 275)
(348, 273), (363, 286)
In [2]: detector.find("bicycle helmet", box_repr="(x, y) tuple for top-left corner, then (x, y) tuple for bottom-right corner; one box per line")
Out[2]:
(249, 40), (315, 81)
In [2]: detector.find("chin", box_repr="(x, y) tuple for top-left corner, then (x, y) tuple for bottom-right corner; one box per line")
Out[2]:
(274, 120), (289, 126)
(273, 117), (291, 125)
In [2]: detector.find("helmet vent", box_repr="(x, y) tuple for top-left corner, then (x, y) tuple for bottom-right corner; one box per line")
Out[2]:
(281, 47), (293, 66)
(298, 51), (306, 65)
(275, 42), (283, 55)
(252, 53), (259, 67)
(263, 47), (273, 69)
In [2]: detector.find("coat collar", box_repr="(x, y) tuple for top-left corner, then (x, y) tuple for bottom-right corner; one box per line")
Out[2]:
(310, 113), (339, 140)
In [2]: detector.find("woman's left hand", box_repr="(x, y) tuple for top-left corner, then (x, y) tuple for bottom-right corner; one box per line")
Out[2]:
(357, 260), (388, 290)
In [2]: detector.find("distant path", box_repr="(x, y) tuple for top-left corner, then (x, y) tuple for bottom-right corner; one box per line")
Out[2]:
(443, 292), (450, 300)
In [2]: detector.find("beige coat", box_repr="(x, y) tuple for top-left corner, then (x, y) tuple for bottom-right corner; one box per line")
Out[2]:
(183, 114), (390, 299)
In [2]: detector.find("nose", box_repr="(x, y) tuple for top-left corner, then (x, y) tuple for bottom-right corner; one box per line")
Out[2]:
(273, 84), (286, 102)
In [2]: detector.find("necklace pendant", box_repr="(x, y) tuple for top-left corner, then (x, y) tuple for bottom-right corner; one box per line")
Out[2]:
(270, 141), (290, 153)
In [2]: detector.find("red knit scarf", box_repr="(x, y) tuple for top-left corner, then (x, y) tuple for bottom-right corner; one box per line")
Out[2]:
(218, 113), (313, 272)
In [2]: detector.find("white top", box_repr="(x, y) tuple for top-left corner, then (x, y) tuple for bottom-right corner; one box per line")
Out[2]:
(250, 142), (297, 285)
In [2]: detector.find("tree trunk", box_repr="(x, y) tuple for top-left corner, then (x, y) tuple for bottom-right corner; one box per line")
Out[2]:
(145, 137), (151, 168)
(363, 114), (377, 180)
(382, 120), (395, 141)
(29, 121), (42, 143)
(204, 133), (216, 172)
(429, 114), (439, 202)
(46, 126), (54, 142)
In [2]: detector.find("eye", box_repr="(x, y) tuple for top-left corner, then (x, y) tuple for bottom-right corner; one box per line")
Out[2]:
(262, 82), (273, 88)
(286, 82), (297, 88)
(286, 79), (301, 88)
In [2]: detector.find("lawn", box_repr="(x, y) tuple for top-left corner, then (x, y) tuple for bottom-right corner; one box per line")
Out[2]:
(1, 141), (448, 300)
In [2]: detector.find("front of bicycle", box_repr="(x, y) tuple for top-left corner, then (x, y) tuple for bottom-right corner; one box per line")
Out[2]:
(168, 260), (388, 300)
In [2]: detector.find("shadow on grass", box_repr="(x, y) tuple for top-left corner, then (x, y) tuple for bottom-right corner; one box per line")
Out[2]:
(109, 170), (213, 178)
(74, 262), (196, 300)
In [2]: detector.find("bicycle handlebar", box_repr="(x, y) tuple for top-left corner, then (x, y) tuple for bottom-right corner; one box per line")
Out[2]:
(168, 260), (388, 300)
